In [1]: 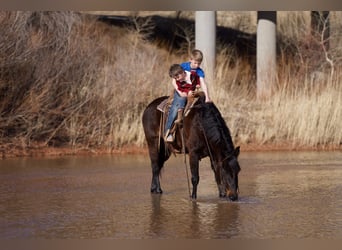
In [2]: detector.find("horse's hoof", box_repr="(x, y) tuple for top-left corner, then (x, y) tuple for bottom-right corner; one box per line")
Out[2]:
(151, 188), (163, 194)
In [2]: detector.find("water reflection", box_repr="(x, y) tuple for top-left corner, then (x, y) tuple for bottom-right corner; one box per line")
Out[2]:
(148, 195), (240, 239)
(0, 152), (341, 239)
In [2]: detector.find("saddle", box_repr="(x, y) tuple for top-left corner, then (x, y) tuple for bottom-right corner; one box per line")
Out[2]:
(157, 91), (204, 151)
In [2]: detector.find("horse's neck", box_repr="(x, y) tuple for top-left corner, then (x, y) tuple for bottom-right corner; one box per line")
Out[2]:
(200, 103), (234, 161)
(210, 140), (234, 162)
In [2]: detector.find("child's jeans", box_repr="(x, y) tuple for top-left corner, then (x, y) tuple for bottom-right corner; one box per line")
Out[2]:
(165, 91), (187, 134)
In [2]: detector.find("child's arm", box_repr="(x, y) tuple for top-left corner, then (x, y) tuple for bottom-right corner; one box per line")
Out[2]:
(171, 79), (187, 97)
(199, 77), (211, 102)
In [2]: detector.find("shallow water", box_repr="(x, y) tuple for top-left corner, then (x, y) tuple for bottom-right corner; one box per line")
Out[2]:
(0, 151), (341, 239)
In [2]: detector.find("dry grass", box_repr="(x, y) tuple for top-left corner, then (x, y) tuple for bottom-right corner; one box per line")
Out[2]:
(0, 11), (341, 156)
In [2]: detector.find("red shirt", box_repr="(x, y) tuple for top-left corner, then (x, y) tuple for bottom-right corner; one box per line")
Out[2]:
(176, 71), (200, 94)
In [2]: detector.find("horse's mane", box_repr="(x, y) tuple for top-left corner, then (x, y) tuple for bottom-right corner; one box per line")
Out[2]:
(197, 100), (234, 153)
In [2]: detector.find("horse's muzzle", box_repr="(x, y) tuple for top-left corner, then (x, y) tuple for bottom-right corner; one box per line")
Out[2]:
(228, 190), (238, 201)
(228, 194), (238, 201)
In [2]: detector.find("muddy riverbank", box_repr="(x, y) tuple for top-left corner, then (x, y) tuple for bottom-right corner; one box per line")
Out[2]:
(1, 142), (341, 159)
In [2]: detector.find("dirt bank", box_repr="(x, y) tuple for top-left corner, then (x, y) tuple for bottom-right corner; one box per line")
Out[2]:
(1, 142), (340, 159)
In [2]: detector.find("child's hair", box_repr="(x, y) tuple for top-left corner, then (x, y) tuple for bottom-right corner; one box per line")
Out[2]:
(169, 64), (184, 78)
(190, 49), (203, 62)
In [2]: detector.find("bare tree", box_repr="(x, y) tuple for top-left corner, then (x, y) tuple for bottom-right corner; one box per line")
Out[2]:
(311, 11), (330, 50)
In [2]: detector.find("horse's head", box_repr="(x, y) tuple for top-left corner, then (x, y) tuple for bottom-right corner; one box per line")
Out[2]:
(220, 146), (241, 201)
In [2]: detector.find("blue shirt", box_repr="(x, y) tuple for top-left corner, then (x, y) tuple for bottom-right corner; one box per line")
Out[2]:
(180, 62), (205, 78)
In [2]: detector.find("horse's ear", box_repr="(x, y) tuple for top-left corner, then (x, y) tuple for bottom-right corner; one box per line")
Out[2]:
(234, 146), (240, 157)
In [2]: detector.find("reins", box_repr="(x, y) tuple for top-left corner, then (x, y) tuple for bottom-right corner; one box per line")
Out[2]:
(158, 113), (163, 152)
(180, 126), (192, 199)
(160, 109), (192, 199)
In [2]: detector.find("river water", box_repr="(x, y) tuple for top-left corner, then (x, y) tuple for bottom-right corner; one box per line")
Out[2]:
(0, 151), (341, 239)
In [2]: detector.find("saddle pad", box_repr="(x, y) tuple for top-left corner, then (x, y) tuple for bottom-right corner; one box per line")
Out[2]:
(157, 98), (169, 113)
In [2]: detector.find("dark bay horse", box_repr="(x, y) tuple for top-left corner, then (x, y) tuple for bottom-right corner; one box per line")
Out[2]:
(142, 95), (241, 201)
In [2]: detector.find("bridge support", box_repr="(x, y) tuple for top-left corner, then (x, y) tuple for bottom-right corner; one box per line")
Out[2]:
(195, 11), (216, 85)
(256, 11), (277, 99)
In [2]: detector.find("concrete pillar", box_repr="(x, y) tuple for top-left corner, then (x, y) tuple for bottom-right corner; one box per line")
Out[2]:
(195, 11), (216, 85)
(257, 11), (277, 99)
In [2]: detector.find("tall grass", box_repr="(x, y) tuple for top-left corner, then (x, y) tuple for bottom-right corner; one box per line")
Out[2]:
(0, 11), (341, 155)
(248, 73), (342, 148)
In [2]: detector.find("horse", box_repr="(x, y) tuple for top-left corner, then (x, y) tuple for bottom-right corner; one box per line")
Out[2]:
(142, 95), (241, 201)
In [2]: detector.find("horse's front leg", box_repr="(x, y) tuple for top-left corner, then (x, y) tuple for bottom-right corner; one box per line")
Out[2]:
(189, 153), (200, 199)
(151, 162), (163, 194)
(213, 165), (226, 198)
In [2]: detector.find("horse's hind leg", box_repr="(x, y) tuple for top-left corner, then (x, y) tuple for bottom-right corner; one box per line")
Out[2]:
(151, 161), (163, 194)
(150, 138), (169, 194)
